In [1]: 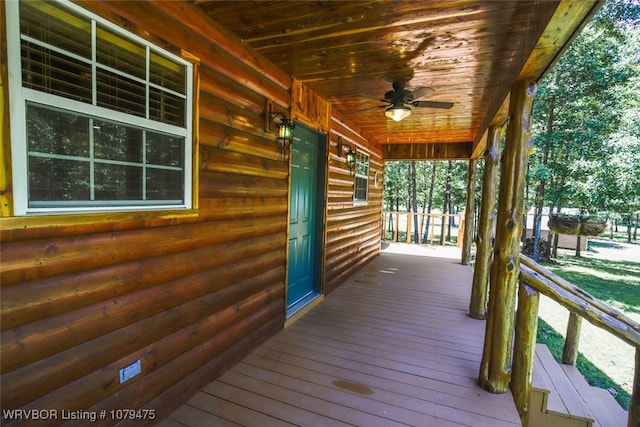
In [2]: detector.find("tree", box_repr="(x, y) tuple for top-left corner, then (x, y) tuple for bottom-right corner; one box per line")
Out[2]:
(410, 161), (419, 243)
(423, 162), (438, 242)
(383, 161), (407, 212)
(529, 0), (640, 255)
(439, 161), (452, 244)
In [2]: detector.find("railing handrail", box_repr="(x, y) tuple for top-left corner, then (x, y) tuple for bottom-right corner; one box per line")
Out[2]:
(519, 254), (640, 347)
(382, 211), (463, 216)
(513, 254), (638, 427)
(381, 211), (466, 247)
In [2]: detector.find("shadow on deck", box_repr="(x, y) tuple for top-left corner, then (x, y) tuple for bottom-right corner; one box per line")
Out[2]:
(160, 244), (521, 426)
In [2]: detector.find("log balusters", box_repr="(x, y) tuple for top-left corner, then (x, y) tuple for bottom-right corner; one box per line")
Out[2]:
(511, 282), (540, 425)
(562, 313), (582, 366)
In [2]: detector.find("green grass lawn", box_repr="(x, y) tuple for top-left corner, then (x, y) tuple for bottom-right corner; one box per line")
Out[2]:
(546, 241), (640, 315)
(534, 237), (639, 410)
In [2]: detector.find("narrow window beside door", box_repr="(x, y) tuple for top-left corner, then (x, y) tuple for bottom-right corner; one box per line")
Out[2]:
(354, 151), (369, 203)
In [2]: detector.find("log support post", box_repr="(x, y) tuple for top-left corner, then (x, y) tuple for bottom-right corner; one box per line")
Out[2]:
(512, 282), (540, 426)
(479, 80), (537, 393)
(469, 126), (502, 319)
(562, 312), (582, 365)
(430, 216), (435, 245)
(461, 159), (476, 264)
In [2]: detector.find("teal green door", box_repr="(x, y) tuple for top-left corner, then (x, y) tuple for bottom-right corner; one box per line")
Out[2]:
(287, 125), (320, 309)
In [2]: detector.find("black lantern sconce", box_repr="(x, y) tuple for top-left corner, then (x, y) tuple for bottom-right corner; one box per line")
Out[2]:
(275, 118), (295, 160)
(337, 135), (356, 176)
(346, 146), (356, 176)
(266, 100), (295, 161)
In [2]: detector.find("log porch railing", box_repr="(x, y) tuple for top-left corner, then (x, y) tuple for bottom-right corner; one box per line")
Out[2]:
(381, 211), (465, 248)
(513, 254), (640, 427)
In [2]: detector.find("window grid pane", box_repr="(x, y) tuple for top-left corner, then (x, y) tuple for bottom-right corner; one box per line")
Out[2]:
(94, 163), (143, 201)
(93, 120), (143, 163)
(146, 132), (184, 167)
(146, 168), (183, 201)
(96, 68), (146, 117)
(22, 42), (93, 102)
(96, 25), (146, 80)
(20, 1), (92, 59)
(28, 157), (91, 203)
(150, 51), (185, 95)
(149, 87), (185, 126)
(27, 104), (90, 157)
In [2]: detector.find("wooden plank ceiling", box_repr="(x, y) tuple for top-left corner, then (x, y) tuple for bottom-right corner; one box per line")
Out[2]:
(195, 1), (600, 158)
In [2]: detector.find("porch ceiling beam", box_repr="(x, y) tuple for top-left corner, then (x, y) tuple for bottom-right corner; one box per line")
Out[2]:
(382, 143), (472, 161)
(518, 1), (604, 82)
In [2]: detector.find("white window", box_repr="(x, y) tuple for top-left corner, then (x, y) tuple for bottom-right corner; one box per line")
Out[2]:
(6, 0), (193, 215)
(354, 151), (369, 202)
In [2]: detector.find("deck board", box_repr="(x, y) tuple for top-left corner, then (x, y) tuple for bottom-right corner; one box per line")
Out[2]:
(164, 246), (521, 426)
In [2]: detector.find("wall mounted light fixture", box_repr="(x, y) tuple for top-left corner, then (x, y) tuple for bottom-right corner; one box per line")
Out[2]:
(266, 100), (295, 161)
(275, 118), (295, 160)
(346, 147), (356, 176)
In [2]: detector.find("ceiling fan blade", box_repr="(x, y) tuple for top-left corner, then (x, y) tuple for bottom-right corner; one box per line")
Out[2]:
(412, 100), (454, 109)
(358, 95), (388, 102)
(354, 105), (388, 114)
(411, 86), (435, 100)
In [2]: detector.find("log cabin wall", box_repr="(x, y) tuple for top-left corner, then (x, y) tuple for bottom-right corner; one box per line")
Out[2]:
(0, 1), (290, 424)
(0, 1), (383, 424)
(325, 110), (383, 295)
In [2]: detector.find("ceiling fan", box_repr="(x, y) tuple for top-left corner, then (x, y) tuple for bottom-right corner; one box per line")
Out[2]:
(359, 81), (454, 122)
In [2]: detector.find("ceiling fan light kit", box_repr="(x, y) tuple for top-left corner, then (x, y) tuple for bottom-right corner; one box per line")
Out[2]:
(385, 105), (411, 121)
(357, 81), (453, 121)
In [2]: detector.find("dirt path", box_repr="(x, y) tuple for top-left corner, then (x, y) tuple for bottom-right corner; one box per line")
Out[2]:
(538, 238), (640, 397)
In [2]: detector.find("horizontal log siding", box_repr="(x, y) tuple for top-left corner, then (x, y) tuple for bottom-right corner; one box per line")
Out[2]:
(325, 111), (383, 295)
(1, 1), (290, 425)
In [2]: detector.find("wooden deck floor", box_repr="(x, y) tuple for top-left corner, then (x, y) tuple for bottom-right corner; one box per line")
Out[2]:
(160, 245), (521, 427)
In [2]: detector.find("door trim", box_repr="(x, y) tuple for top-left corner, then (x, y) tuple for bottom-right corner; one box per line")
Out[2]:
(285, 295), (324, 328)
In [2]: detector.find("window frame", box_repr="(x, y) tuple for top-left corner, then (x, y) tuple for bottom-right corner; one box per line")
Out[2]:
(353, 151), (369, 203)
(6, 0), (194, 216)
